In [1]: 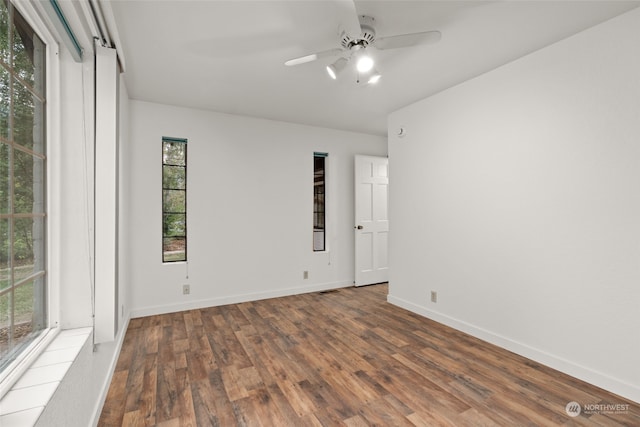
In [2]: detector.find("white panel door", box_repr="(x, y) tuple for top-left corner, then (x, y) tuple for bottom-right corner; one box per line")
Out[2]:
(355, 155), (389, 286)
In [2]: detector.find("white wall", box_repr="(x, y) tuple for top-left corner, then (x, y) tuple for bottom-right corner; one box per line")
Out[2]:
(388, 8), (640, 403)
(126, 101), (386, 317)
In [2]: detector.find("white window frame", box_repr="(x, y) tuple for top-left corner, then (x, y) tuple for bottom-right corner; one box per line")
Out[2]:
(0, 0), (61, 398)
(162, 137), (188, 263)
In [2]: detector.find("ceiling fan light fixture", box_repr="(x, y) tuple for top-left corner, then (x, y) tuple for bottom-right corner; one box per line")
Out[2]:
(356, 53), (374, 73)
(285, 14), (441, 89)
(326, 57), (348, 80)
(326, 65), (337, 79)
(367, 70), (382, 84)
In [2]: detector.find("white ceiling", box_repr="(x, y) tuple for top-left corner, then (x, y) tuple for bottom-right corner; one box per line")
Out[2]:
(106, 0), (640, 136)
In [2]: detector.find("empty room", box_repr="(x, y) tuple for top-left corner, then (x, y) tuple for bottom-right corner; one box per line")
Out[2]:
(0, 0), (639, 426)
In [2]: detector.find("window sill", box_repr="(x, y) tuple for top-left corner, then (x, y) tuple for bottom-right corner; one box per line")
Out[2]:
(0, 329), (58, 399)
(0, 327), (92, 426)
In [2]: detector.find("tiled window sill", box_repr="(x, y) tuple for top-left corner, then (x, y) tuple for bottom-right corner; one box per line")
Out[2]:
(0, 327), (92, 426)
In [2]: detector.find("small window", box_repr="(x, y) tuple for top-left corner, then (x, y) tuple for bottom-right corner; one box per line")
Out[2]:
(162, 137), (187, 262)
(313, 153), (327, 251)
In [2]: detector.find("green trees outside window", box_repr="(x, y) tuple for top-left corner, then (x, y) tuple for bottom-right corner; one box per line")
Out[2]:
(162, 138), (187, 262)
(0, 1), (47, 372)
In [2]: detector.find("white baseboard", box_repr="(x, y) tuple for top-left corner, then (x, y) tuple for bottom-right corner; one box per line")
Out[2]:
(90, 314), (131, 427)
(387, 294), (640, 404)
(130, 281), (353, 319)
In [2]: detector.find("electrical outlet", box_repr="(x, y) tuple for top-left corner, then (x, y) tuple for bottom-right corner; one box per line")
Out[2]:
(303, 271), (309, 280)
(183, 284), (190, 295)
(431, 291), (438, 303)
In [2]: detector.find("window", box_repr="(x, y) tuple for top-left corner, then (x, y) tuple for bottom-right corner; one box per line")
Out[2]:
(162, 137), (187, 262)
(0, 1), (47, 372)
(313, 152), (326, 251)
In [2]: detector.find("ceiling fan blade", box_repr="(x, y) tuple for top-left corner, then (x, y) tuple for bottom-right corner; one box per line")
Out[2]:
(333, 0), (362, 39)
(374, 31), (442, 50)
(285, 48), (344, 66)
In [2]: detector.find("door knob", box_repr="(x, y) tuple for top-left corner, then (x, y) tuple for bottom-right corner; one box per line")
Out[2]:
(355, 225), (363, 230)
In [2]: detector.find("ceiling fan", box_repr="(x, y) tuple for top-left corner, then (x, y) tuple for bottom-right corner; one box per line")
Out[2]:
(284, 1), (441, 84)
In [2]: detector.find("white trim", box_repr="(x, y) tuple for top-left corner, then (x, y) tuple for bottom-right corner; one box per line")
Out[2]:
(41, 10), (62, 337)
(76, 0), (103, 46)
(17, 0), (62, 334)
(324, 152), (332, 253)
(387, 294), (640, 404)
(96, 0), (126, 72)
(131, 281), (353, 319)
(89, 314), (129, 427)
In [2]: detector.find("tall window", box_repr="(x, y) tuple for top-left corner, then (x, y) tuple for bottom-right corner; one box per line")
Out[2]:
(313, 153), (326, 251)
(162, 137), (187, 262)
(0, 2), (47, 372)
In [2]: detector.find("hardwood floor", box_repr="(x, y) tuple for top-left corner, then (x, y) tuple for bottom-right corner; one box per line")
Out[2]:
(99, 284), (639, 426)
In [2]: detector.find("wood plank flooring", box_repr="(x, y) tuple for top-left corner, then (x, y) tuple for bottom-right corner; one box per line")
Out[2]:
(99, 284), (639, 426)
